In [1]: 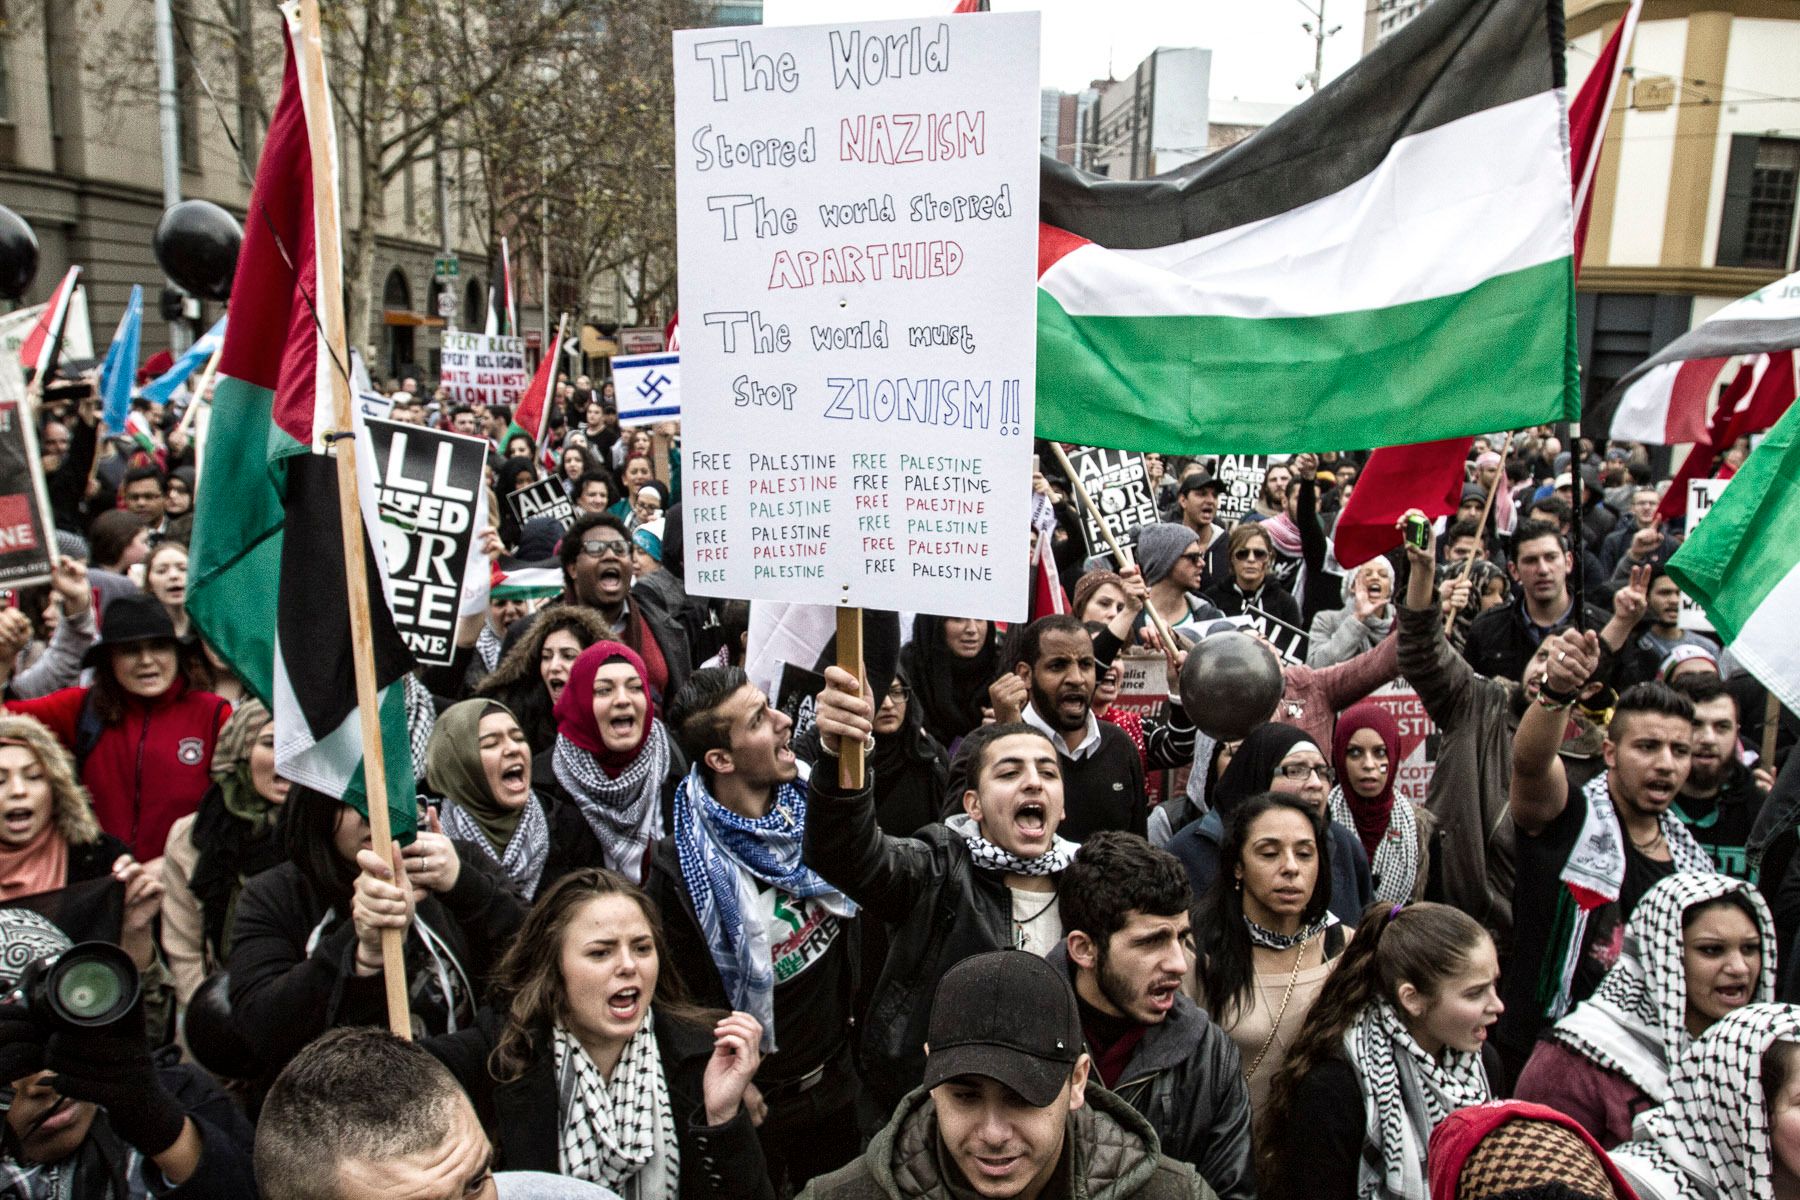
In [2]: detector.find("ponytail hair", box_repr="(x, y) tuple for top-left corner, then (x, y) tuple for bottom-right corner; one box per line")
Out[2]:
(1257, 901), (1489, 1192)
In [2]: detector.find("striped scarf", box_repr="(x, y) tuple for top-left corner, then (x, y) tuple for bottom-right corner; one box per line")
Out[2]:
(1346, 1000), (1490, 1200)
(670, 767), (856, 1050)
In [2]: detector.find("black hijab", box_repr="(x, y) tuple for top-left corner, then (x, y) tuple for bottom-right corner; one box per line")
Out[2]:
(900, 614), (1002, 748)
(1211, 722), (1319, 820)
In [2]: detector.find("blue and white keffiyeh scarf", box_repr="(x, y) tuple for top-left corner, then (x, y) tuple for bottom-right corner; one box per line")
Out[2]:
(671, 766), (856, 1051)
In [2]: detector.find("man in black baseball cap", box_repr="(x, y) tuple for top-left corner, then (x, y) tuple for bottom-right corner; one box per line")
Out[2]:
(798, 950), (1213, 1200)
(1174, 476), (1229, 583)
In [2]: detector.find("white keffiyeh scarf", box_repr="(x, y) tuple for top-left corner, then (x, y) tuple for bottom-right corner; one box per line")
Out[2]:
(1328, 786), (1421, 906)
(1345, 1000), (1490, 1200)
(475, 622), (505, 675)
(438, 791), (552, 900)
(1551, 872), (1774, 1106)
(1614, 1003), (1800, 1200)
(945, 813), (1077, 877)
(1547, 773), (1716, 1019)
(554, 1019), (679, 1200)
(553, 725), (672, 886)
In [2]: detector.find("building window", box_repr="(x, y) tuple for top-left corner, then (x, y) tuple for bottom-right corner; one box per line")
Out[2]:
(1719, 134), (1800, 271)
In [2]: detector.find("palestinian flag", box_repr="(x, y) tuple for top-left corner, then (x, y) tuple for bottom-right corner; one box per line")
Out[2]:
(1588, 267), (1800, 443)
(1667, 396), (1800, 714)
(506, 318), (562, 462)
(1035, 0), (1578, 454)
(491, 555), (564, 602)
(186, 10), (415, 837)
(17, 267), (83, 384)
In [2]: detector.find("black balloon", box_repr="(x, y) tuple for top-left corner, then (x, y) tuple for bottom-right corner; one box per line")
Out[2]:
(1179, 632), (1285, 743)
(0, 206), (38, 301)
(153, 200), (242, 301)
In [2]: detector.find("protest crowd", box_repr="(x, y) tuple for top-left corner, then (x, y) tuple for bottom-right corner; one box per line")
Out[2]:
(6, 0), (1800, 1198)
(3, 351), (1795, 1200)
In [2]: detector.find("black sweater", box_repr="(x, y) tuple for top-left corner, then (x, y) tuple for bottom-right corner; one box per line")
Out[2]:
(227, 850), (526, 1077)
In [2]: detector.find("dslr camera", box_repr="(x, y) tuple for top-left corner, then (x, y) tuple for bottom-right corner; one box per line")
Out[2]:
(6, 942), (140, 1036)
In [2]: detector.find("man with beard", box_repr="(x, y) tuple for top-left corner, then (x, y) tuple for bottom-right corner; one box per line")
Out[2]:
(1503, 661), (1714, 1082)
(1462, 520), (1610, 684)
(1667, 674), (1768, 880)
(1617, 567), (1720, 688)
(985, 615), (1148, 841)
(806, 688), (1081, 1112)
(1241, 461), (1289, 523)
(558, 510), (690, 703)
(1054, 834), (1253, 1200)
(650, 666), (865, 1195)
(798, 951), (1208, 1200)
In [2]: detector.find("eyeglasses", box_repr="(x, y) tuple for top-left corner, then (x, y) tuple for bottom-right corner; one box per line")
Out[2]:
(885, 684), (910, 702)
(1178, 553), (1204, 566)
(580, 538), (632, 559)
(1276, 762), (1336, 783)
(1234, 548), (1269, 561)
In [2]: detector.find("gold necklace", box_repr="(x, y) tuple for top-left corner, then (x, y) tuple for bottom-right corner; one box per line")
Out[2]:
(1244, 935), (1313, 1082)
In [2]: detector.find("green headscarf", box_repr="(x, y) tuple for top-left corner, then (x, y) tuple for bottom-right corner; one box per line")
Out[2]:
(426, 700), (520, 855)
(209, 698), (276, 828)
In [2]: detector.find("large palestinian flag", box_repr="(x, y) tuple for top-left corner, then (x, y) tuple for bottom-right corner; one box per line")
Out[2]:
(187, 10), (416, 837)
(1035, 0), (1579, 453)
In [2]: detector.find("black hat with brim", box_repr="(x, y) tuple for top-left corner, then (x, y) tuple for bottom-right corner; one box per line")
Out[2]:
(82, 592), (181, 669)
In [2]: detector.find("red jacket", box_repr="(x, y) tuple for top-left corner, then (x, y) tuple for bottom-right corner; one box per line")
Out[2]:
(7, 680), (231, 862)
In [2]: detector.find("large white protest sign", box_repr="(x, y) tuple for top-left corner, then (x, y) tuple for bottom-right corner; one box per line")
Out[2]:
(440, 331), (527, 406)
(1679, 477), (1731, 632)
(674, 13), (1040, 619)
(366, 420), (489, 665)
(613, 352), (682, 428)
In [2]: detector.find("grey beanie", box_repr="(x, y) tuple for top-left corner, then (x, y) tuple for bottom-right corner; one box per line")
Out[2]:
(1135, 522), (1200, 587)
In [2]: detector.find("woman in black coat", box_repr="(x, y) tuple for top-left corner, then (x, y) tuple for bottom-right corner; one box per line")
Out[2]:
(394, 868), (773, 1200)
(868, 667), (950, 837)
(226, 786), (526, 1078)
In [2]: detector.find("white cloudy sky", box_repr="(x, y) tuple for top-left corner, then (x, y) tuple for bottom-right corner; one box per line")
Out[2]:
(759, 0), (1368, 103)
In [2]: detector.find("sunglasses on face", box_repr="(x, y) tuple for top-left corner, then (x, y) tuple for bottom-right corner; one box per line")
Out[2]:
(1178, 553), (1204, 566)
(1234, 548), (1269, 561)
(580, 539), (632, 559)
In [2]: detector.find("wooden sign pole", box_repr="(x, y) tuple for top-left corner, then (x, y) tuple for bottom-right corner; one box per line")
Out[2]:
(836, 607), (866, 789)
(297, 0), (410, 1038)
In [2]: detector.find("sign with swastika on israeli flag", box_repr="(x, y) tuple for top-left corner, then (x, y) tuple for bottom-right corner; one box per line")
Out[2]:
(613, 352), (681, 428)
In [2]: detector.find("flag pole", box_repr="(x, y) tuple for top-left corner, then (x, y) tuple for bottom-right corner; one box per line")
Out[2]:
(534, 312), (568, 449)
(296, 0), (411, 1038)
(173, 341), (226, 440)
(1046, 441), (1182, 671)
(1445, 432), (1513, 631)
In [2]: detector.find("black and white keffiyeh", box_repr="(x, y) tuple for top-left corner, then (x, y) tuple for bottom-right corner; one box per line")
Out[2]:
(475, 622), (505, 676)
(554, 1017), (679, 1200)
(945, 813), (1077, 877)
(1345, 999), (1491, 1200)
(1328, 786), (1420, 905)
(1244, 911), (1338, 951)
(1613, 1003), (1800, 1200)
(439, 790), (552, 900)
(1550, 872), (1775, 1105)
(1548, 772), (1716, 1018)
(553, 725), (672, 885)
(404, 674), (436, 776)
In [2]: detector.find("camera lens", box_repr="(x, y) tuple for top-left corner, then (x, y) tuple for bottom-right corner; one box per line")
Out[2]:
(39, 944), (139, 1030)
(55, 959), (125, 1021)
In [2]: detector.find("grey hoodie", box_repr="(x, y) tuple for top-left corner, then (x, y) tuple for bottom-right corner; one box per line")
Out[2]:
(796, 1085), (1216, 1200)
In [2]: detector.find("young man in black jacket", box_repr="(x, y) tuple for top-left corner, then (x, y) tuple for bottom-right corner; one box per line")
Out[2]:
(809, 673), (1080, 1112)
(649, 667), (864, 1195)
(986, 615), (1148, 841)
(1055, 834), (1255, 1200)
